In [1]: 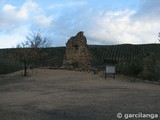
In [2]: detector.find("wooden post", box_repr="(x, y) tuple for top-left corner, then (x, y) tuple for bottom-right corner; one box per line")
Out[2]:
(24, 60), (27, 76)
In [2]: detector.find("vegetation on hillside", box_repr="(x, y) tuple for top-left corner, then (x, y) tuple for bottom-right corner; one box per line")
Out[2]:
(88, 44), (160, 81)
(0, 43), (160, 80)
(117, 53), (160, 81)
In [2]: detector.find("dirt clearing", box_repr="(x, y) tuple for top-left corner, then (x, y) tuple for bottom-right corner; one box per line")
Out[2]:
(0, 69), (160, 120)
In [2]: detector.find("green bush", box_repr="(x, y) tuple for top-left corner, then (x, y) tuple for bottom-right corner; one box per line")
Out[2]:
(141, 53), (160, 81)
(117, 58), (143, 77)
(117, 53), (160, 81)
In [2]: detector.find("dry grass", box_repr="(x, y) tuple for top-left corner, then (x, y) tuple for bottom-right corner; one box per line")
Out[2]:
(0, 69), (160, 120)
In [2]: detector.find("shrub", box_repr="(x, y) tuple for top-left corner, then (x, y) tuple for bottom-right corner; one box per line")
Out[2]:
(117, 53), (160, 81)
(141, 53), (160, 81)
(117, 58), (143, 77)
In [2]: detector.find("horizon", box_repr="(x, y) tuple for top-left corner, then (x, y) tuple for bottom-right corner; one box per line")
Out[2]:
(0, 0), (160, 48)
(0, 42), (159, 50)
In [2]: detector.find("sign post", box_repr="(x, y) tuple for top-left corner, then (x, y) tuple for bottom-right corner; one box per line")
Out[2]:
(105, 66), (116, 79)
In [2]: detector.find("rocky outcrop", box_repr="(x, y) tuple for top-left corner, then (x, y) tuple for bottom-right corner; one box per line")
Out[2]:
(64, 31), (91, 70)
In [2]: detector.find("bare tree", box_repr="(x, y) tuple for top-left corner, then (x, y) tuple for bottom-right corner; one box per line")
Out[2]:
(26, 30), (53, 48)
(13, 30), (53, 76)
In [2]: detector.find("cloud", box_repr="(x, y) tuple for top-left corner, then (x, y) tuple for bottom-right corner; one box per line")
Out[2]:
(0, 25), (30, 48)
(2, 0), (38, 21)
(48, 1), (87, 9)
(0, 0), (54, 48)
(1, 0), (160, 48)
(0, 33), (25, 48)
(0, 0), (54, 30)
(46, 0), (160, 45)
(47, 6), (92, 45)
(2, 4), (16, 11)
(0, 0), (38, 32)
(33, 15), (53, 27)
(49, 5), (160, 45)
(86, 9), (160, 44)
(16, 0), (38, 20)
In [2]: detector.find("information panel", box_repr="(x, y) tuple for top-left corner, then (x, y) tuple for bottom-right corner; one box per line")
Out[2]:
(106, 66), (115, 74)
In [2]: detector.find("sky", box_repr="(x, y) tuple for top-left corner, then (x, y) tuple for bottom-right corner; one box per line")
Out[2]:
(0, 0), (160, 48)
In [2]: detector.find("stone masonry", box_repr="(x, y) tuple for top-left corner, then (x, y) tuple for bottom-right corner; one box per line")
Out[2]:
(64, 31), (91, 70)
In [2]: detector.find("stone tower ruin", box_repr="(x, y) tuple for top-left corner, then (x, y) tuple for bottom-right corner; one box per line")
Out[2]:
(64, 31), (91, 70)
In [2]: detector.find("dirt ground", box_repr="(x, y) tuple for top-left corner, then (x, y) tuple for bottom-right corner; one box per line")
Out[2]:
(0, 69), (160, 120)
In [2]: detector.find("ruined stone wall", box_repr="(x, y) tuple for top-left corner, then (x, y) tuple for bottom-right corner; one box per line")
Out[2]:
(64, 31), (91, 70)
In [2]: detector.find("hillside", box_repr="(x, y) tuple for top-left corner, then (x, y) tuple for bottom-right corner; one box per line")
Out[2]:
(88, 44), (160, 66)
(0, 44), (160, 74)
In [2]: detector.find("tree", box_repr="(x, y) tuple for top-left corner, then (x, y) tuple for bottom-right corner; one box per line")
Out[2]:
(13, 30), (53, 76)
(13, 47), (34, 76)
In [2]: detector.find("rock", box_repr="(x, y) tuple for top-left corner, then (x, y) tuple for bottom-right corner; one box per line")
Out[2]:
(64, 31), (91, 70)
